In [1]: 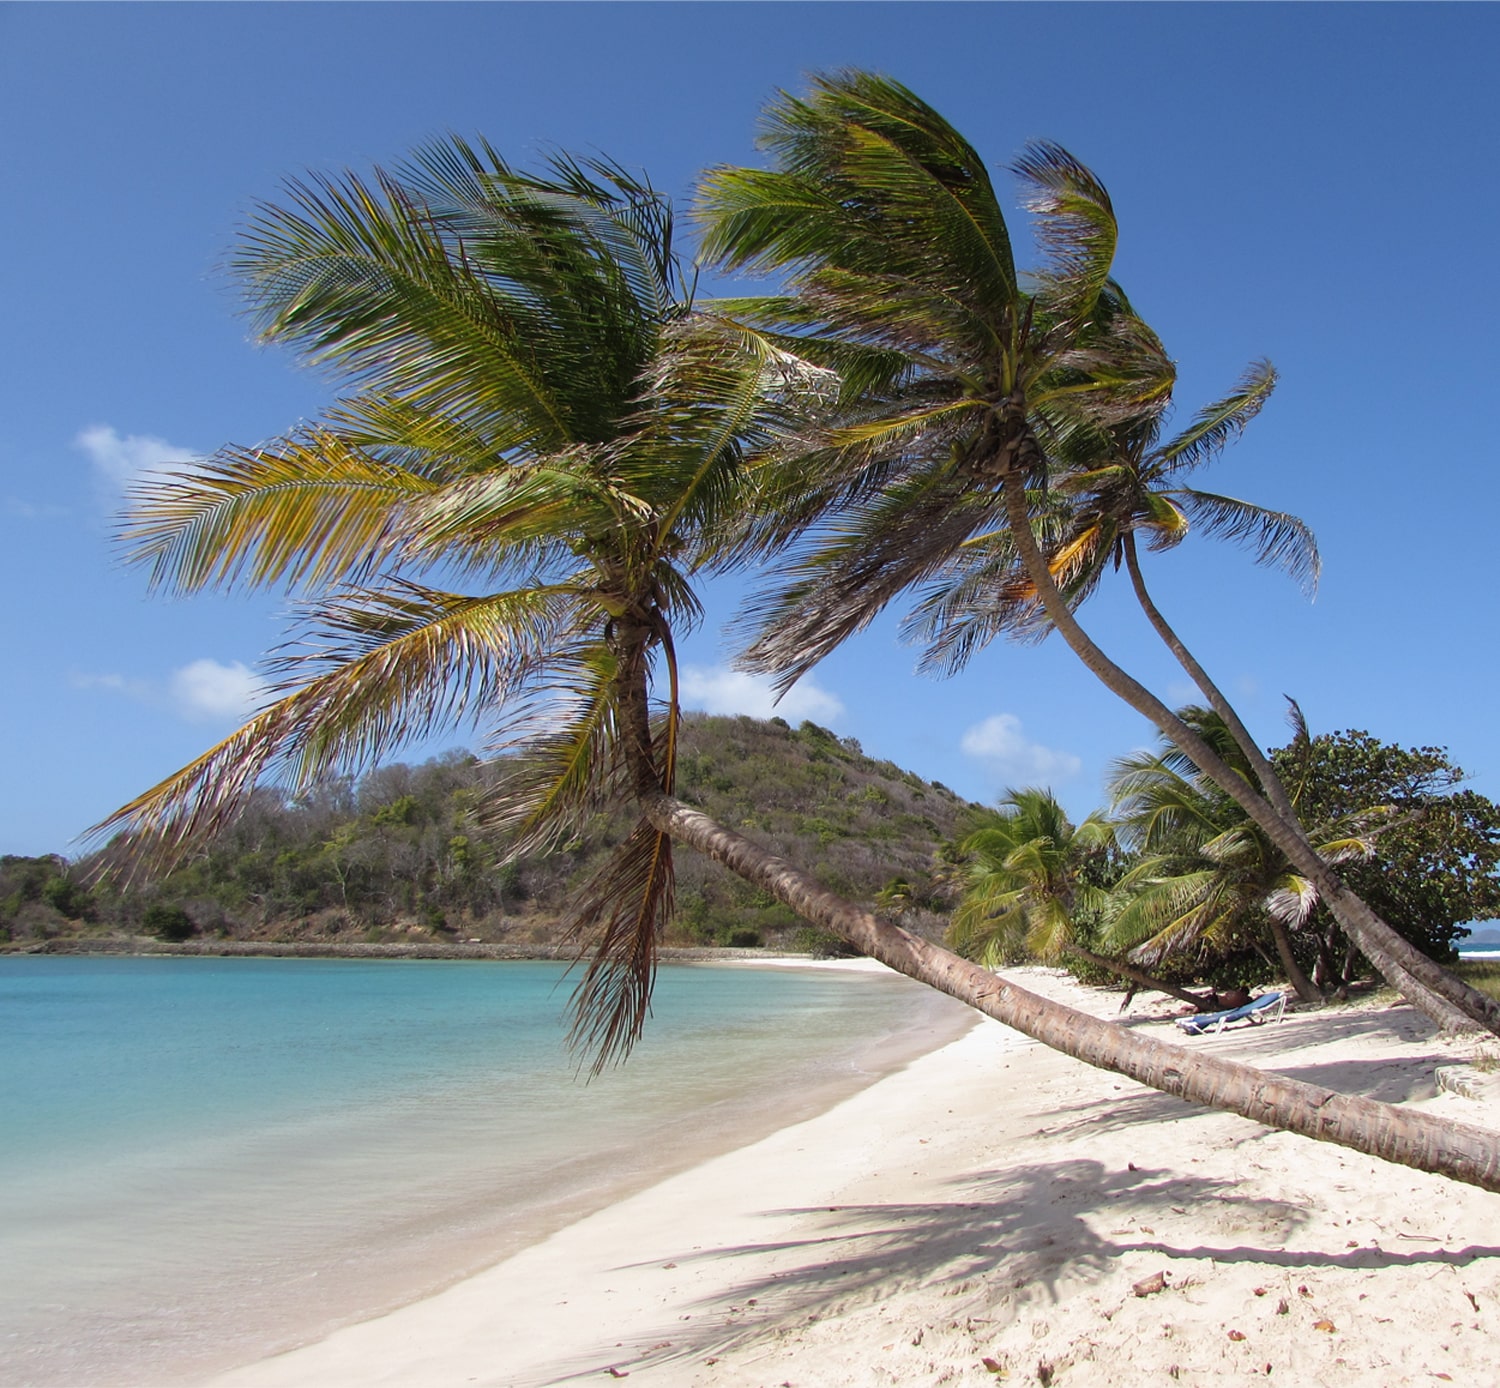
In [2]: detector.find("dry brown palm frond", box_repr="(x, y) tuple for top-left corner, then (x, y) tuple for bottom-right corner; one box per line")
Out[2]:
(564, 818), (675, 1073)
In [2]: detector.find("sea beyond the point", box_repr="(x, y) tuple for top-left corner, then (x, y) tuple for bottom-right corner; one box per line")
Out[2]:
(0, 954), (965, 1386)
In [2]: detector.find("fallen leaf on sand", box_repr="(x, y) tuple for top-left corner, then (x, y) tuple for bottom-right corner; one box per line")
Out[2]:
(1298, 1285), (1312, 1297)
(1464, 1291), (1480, 1312)
(661, 1263), (676, 1270)
(1228, 1329), (1246, 1342)
(1313, 1319), (1337, 1333)
(1276, 1300), (1289, 1315)
(980, 1356), (1006, 1374)
(1253, 1287), (1268, 1297)
(1133, 1272), (1168, 1297)
(607, 1370), (629, 1379)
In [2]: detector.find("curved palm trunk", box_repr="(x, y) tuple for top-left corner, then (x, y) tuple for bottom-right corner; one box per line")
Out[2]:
(999, 473), (1500, 1035)
(1264, 915), (1322, 1005)
(1122, 535), (1301, 827)
(638, 788), (1500, 1194)
(1061, 944), (1211, 1010)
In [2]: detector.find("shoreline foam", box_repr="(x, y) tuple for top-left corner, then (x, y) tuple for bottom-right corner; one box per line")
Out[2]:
(207, 967), (1500, 1388)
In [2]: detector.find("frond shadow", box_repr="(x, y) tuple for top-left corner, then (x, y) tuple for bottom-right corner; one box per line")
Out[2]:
(541, 1158), (1246, 1380)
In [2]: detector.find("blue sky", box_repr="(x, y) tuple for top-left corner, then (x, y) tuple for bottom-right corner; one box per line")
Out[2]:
(3, 3), (1498, 858)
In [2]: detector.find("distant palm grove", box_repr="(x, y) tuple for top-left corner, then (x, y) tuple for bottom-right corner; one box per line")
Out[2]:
(44, 71), (1500, 1185)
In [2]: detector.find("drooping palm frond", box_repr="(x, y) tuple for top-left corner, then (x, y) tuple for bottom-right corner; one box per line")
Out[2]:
(1170, 489), (1321, 595)
(564, 817), (676, 1074)
(93, 582), (582, 870)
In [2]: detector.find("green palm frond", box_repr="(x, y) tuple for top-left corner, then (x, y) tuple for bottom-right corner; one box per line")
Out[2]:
(1013, 140), (1118, 331)
(120, 430), (437, 593)
(1171, 489), (1321, 595)
(1155, 360), (1277, 473)
(949, 789), (1112, 968)
(700, 71), (1018, 338)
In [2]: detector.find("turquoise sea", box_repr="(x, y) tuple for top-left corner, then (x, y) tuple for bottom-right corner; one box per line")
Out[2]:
(0, 955), (967, 1387)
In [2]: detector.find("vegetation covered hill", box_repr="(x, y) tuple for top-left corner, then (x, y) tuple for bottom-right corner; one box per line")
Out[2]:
(2, 715), (977, 952)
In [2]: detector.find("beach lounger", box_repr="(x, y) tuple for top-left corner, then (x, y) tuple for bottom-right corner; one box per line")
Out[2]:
(1175, 991), (1286, 1036)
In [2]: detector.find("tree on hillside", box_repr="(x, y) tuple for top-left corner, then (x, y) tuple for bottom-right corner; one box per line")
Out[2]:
(98, 124), (1500, 1189)
(949, 788), (1207, 1008)
(696, 70), (1496, 1036)
(1105, 708), (1397, 1004)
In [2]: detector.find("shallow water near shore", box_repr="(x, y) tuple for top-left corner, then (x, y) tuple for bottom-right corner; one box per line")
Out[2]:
(0, 954), (968, 1386)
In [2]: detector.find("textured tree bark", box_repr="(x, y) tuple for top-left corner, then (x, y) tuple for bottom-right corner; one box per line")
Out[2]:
(1000, 473), (1500, 1036)
(640, 789), (1500, 1194)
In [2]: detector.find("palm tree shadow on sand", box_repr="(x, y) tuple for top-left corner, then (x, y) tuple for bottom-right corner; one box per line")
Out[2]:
(533, 1004), (1500, 1383)
(539, 1151), (1500, 1384)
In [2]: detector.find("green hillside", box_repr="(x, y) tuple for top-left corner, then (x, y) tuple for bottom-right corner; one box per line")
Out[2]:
(3, 715), (979, 953)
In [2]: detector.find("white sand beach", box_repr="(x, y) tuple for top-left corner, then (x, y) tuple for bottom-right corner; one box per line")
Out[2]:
(208, 969), (1500, 1388)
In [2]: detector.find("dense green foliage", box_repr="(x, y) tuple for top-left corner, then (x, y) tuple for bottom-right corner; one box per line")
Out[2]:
(1274, 731), (1500, 979)
(4, 715), (971, 950)
(945, 720), (1500, 998)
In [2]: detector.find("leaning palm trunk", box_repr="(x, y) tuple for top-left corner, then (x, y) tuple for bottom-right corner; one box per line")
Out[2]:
(1122, 535), (1304, 828)
(1000, 473), (1498, 1035)
(1263, 914), (1322, 1005)
(638, 788), (1500, 1194)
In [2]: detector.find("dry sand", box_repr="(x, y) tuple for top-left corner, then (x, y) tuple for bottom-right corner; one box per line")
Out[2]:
(207, 968), (1500, 1388)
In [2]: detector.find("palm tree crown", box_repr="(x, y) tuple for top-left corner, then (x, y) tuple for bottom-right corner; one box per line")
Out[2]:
(100, 139), (803, 1065)
(949, 788), (1113, 967)
(695, 71), (1169, 689)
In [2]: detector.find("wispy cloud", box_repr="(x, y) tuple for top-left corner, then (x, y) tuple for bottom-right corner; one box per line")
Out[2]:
(168, 659), (268, 722)
(4, 496), (68, 520)
(72, 658), (268, 724)
(74, 424), (196, 492)
(960, 713), (1081, 784)
(679, 665), (845, 725)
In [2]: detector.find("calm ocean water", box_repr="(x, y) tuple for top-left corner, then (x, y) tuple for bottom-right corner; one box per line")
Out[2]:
(0, 955), (967, 1386)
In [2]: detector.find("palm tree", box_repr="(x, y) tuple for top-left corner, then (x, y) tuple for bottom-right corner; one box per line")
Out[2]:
(695, 70), (1496, 1035)
(1105, 708), (1395, 1003)
(950, 788), (1207, 1008)
(98, 133), (1500, 1191)
(101, 140), (808, 1065)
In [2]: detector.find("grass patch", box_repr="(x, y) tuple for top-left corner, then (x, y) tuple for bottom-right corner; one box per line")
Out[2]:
(1454, 959), (1500, 1003)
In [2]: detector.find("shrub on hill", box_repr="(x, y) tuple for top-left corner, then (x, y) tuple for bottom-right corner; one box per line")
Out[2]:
(35, 716), (974, 951)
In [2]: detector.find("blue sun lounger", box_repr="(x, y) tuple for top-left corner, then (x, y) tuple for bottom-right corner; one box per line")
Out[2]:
(1175, 991), (1286, 1036)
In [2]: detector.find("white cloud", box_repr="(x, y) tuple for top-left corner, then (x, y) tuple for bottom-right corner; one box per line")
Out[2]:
(679, 665), (845, 725)
(169, 659), (268, 723)
(75, 424), (196, 491)
(72, 658), (268, 725)
(960, 713), (1081, 784)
